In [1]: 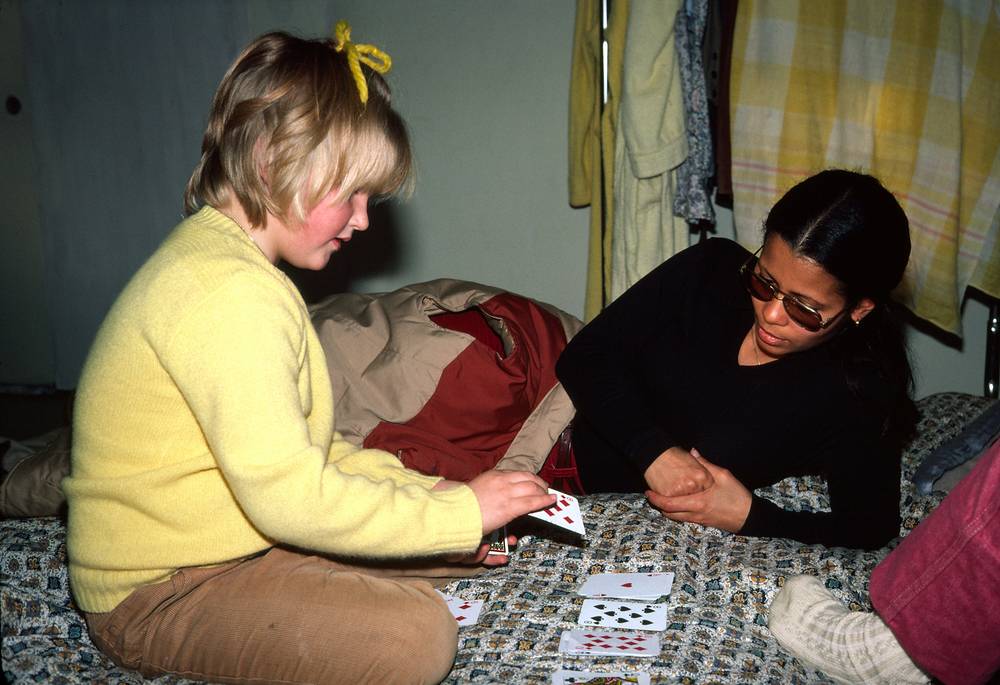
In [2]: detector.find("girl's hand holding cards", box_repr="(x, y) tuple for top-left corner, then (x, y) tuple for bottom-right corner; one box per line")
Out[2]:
(434, 471), (552, 565)
(464, 470), (555, 535)
(443, 531), (518, 566)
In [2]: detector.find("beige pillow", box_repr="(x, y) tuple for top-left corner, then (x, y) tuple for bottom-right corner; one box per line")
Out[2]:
(0, 426), (71, 518)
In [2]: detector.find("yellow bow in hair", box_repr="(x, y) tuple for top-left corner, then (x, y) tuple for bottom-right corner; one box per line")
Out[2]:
(333, 20), (392, 104)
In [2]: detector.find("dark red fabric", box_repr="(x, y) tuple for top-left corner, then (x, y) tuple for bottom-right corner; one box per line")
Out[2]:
(869, 441), (1000, 685)
(431, 308), (582, 492)
(429, 310), (504, 356)
(536, 426), (585, 495)
(364, 294), (570, 482)
(712, 0), (738, 206)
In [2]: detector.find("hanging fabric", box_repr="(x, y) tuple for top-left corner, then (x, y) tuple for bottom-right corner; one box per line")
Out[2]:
(673, 0), (716, 227)
(569, 0), (629, 320)
(729, 0), (1000, 335)
(704, 0), (740, 208)
(610, 0), (691, 300)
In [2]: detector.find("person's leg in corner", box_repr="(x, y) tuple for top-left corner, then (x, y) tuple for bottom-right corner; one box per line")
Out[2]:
(869, 439), (1000, 685)
(768, 575), (928, 684)
(85, 546), (458, 685)
(769, 439), (1000, 685)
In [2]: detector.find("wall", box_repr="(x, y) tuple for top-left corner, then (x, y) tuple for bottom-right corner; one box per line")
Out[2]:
(0, 0), (52, 384)
(3, 0), (589, 389)
(0, 0), (990, 400)
(310, 2), (591, 318)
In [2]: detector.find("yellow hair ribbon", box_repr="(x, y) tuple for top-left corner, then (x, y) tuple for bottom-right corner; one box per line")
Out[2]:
(333, 20), (392, 104)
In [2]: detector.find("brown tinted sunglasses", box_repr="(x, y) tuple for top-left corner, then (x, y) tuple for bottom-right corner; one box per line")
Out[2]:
(739, 251), (844, 332)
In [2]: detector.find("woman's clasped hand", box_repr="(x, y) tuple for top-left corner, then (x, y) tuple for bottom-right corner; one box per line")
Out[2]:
(645, 448), (753, 533)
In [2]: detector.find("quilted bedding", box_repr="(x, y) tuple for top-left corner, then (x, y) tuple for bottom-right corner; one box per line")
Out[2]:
(1, 392), (992, 685)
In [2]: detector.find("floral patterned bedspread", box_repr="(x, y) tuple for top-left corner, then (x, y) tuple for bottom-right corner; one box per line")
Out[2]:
(2, 392), (992, 685)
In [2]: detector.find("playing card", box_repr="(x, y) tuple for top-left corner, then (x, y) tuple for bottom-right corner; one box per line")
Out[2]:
(527, 488), (586, 536)
(578, 599), (667, 631)
(436, 592), (484, 627)
(485, 525), (509, 556)
(558, 629), (660, 657)
(551, 668), (651, 685)
(577, 572), (674, 600)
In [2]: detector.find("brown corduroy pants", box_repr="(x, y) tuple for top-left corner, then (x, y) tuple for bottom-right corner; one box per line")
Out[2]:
(83, 546), (482, 684)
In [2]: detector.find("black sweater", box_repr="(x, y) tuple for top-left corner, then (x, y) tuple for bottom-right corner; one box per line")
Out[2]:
(556, 238), (900, 549)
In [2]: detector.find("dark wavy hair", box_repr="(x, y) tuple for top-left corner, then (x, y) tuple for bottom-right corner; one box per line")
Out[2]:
(763, 169), (915, 446)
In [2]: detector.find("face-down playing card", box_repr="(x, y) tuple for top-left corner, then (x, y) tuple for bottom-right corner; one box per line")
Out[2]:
(577, 572), (674, 600)
(558, 629), (660, 657)
(485, 525), (509, 556)
(527, 488), (586, 537)
(578, 599), (667, 631)
(551, 668), (651, 684)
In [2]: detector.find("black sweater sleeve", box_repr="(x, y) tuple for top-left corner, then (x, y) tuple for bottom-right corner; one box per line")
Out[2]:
(556, 243), (712, 475)
(740, 392), (901, 550)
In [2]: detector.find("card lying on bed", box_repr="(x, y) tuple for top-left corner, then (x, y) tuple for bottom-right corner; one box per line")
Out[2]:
(552, 668), (651, 684)
(436, 591), (484, 627)
(578, 599), (668, 631)
(578, 572), (674, 600)
(526, 488), (586, 537)
(558, 629), (660, 657)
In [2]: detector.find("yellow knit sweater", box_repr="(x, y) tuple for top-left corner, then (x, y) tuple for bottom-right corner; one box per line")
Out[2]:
(65, 207), (483, 613)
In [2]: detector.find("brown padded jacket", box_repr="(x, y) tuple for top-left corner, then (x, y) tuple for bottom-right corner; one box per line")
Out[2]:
(309, 279), (583, 481)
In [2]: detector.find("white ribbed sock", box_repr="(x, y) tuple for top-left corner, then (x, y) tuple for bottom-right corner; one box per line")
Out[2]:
(768, 575), (929, 685)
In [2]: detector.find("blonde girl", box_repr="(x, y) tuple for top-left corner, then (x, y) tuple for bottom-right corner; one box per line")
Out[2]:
(65, 25), (552, 685)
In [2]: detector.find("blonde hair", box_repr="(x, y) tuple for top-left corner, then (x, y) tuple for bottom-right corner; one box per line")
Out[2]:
(184, 31), (412, 227)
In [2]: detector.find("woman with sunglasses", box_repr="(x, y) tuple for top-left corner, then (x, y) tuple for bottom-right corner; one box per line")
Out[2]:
(556, 169), (914, 549)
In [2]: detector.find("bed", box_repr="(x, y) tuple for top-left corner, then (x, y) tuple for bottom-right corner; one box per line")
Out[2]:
(1, 391), (993, 684)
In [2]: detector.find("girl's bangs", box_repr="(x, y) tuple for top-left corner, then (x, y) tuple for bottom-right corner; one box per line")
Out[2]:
(340, 124), (411, 200)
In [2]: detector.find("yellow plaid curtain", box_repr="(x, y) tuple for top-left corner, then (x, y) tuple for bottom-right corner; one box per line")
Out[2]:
(730, 0), (1000, 335)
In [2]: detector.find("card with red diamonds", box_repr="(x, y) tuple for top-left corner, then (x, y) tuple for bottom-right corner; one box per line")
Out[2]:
(526, 488), (586, 537)
(558, 629), (660, 657)
(436, 592), (484, 627)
